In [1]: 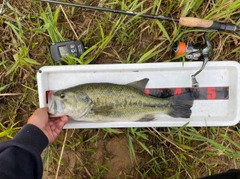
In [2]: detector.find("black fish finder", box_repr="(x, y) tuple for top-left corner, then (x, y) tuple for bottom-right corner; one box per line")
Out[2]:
(50, 41), (85, 63)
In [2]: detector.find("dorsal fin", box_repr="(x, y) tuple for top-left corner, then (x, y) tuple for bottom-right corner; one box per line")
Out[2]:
(126, 78), (149, 93)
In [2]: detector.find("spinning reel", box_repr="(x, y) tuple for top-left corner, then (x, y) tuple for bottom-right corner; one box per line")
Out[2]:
(172, 33), (213, 87)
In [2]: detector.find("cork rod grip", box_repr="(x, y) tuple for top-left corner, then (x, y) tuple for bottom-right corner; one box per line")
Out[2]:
(179, 17), (214, 28)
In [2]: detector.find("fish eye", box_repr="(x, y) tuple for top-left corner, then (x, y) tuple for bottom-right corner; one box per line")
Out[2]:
(60, 92), (65, 99)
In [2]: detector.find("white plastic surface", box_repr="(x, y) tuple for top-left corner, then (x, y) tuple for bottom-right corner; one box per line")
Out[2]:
(37, 61), (240, 128)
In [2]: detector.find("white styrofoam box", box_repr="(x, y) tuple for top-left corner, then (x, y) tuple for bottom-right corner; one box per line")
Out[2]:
(37, 61), (240, 128)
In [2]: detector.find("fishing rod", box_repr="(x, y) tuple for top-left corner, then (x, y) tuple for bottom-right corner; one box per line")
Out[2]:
(35, 0), (240, 32)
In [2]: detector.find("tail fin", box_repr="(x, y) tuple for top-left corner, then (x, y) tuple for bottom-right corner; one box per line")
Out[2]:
(168, 92), (194, 118)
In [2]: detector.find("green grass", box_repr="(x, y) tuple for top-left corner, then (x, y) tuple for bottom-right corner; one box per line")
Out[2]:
(1, 0), (240, 178)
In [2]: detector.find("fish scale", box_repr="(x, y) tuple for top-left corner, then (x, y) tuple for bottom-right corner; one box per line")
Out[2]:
(80, 83), (170, 108)
(48, 79), (194, 122)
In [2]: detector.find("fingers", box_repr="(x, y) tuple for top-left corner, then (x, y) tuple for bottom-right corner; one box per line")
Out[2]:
(30, 107), (48, 119)
(49, 115), (68, 125)
(28, 108), (68, 144)
(60, 115), (68, 124)
(27, 108), (49, 126)
(41, 107), (49, 112)
(34, 107), (48, 114)
(49, 120), (65, 141)
(49, 116), (68, 133)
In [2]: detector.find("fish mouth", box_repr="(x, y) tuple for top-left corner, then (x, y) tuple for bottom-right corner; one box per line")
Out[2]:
(48, 92), (63, 117)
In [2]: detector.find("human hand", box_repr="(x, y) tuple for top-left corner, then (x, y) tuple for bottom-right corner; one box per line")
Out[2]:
(27, 107), (68, 144)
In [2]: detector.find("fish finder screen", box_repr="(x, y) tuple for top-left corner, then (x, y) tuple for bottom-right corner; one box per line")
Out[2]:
(59, 46), (68, 58)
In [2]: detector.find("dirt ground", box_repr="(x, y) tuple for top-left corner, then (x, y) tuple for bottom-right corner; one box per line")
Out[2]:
(42, 131), (140, 179)
(40, 127), (240, 179)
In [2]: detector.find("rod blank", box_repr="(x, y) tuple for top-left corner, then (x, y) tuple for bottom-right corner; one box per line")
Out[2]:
(35, 0), (240, 32)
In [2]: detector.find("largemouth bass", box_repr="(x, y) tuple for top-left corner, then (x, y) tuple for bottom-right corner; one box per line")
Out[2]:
(48, 78), (194, 122)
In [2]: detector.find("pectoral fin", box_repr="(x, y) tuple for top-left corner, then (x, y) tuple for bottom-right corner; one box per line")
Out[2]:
(137, 114), (155, 122)
(92, 106), (113, 116)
